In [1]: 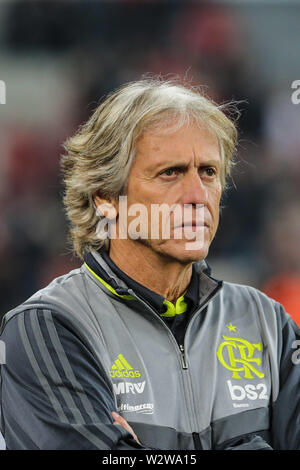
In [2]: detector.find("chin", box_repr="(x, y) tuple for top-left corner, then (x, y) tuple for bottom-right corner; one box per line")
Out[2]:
(134, 237), (211, 265)
(158, 240), (210, 265)
(175, 249), (208, 264)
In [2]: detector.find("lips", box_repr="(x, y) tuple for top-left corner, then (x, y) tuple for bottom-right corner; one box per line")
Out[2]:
(174, 221), (210, 229)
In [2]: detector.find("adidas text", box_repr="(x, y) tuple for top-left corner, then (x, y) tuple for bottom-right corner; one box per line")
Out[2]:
(110, 370), (141, 378)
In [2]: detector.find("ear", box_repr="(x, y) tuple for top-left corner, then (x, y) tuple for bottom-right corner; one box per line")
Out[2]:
(93, 194), (118, 220)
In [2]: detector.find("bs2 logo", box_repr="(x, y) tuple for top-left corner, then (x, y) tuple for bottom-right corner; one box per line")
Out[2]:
(217, 336), (264, 379)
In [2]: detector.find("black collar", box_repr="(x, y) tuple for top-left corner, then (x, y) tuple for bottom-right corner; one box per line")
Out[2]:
(84, 249), (199, 316)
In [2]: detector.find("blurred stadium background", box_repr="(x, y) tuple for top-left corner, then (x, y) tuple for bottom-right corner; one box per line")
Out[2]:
(0, 0), (299, 326)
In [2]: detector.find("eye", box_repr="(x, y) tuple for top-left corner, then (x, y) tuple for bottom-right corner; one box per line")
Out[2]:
(160, 167), (181, 178)
(163, 168), (176, 176)
(201, 167), (217, 177)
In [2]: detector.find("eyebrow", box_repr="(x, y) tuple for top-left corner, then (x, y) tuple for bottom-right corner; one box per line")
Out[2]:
(148, 158), (221, 173)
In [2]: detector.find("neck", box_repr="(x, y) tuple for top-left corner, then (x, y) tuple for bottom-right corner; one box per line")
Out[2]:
(109, 239), (193, 303)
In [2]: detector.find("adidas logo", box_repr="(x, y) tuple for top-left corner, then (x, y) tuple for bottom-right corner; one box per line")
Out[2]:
(110, 354), (141, 378)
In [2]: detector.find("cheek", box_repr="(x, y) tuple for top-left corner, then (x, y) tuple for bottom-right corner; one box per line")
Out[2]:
(211, 186), (222, 212)
(208, 188), (222, 234)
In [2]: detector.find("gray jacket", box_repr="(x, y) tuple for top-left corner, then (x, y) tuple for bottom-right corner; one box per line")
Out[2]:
(0, 250), (299, 449)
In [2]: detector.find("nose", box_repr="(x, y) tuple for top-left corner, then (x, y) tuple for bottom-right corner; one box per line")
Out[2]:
(181, 170), (208, 206)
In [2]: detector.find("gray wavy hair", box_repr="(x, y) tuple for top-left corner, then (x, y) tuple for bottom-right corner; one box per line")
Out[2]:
(61, 77), (238, 259)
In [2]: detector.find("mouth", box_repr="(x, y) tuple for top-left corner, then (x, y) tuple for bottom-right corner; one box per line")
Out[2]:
(174, 221), (210, 230)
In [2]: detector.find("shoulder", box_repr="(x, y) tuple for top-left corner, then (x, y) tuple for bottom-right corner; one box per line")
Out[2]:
(221, 280), (270, 298)
(221, 280), (298, 333)
(221, 280), (279, 307)
(0, 269), (93, 361)
(0, 265), (113, 362)
(1, 266), (92, 331)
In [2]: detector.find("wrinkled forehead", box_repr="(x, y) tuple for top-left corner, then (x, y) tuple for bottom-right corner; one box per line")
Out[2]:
(132, 120), (221, 169)
(135, 112), (214, 138)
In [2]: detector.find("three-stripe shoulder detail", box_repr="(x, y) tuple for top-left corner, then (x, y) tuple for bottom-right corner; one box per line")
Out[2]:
(16, 308), (127, 449)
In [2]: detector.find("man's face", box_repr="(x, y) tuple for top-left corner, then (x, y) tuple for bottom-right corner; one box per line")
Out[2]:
(117, 121), (222, 264)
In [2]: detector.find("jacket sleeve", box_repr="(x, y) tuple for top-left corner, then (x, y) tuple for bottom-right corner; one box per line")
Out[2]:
(0, 308), (148, 450)
(271, 304), (300, 450)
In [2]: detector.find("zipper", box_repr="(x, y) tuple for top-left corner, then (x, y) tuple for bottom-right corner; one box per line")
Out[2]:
(86, 253), (221, 366)
(129, 283), (222, 370)
(127, 291), (189, 367)
(182, 282), (222, 342)
(87, 253), (222, 444)
(179, 344), (188, 370)
(127, 284), (222, 440)
(192, 432), (202, 450)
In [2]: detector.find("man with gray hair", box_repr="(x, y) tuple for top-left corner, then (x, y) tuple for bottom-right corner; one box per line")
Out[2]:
(0, 78), (299, 450)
